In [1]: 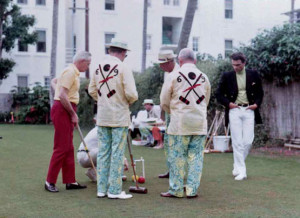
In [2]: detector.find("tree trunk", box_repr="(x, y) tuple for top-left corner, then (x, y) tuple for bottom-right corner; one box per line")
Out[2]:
(176, 0), (198, 54)
(290, 0), (295, 23)
(49, 0), (59, 107)
(141, 0), (148, 73)
(0, 20), (3, 59)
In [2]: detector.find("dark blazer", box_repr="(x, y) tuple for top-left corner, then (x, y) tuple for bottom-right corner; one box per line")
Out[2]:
(216, 69), (264, 126)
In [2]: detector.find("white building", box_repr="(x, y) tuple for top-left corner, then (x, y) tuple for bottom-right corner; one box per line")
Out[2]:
(0, 0), (298, 112)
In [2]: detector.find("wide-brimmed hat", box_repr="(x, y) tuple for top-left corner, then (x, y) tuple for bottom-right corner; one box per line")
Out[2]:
(106, 38), (130, 51)
(157, 50), (177, 63)
(142, 99), (154, 105)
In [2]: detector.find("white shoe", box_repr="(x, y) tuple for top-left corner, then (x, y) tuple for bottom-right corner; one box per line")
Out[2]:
(108, 191), (133, 199)
(232, 170), (239, 177)
(234, 174), (247, 181)
(97, 192), (107, 198)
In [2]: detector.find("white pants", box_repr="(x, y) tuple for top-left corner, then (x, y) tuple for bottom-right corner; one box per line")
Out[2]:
(229, 107), (254, 176)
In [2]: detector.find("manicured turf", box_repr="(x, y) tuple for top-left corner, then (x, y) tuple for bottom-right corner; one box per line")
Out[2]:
(0, 124), (299, 217)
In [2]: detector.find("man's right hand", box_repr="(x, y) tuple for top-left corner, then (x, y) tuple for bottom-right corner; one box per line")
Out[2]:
(229, 102), (239, 109)
(71, 113), (79, 125)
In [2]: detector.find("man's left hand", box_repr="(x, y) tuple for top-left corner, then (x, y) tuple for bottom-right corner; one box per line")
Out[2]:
(247, 104), (258, 110)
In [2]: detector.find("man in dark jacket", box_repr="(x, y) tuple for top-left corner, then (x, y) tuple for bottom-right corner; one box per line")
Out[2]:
(216, 52), (263, 181)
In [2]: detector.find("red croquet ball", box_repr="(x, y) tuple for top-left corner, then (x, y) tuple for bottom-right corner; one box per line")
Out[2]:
(138, 176), (145, 183)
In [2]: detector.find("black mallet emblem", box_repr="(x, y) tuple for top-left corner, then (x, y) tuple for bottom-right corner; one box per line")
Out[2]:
(179, 72), (205, 105)
(98, 64), (118, 98)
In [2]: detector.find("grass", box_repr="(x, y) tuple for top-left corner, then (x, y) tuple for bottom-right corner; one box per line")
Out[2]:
(0, 124), (299, 218)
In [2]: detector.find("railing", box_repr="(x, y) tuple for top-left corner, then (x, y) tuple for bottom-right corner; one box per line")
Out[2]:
(65, 48), (76, 65)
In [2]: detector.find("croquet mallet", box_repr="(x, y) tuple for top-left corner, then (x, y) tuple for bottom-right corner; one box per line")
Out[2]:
(127, 130), (148, 194)
(76, 124), (97, 174)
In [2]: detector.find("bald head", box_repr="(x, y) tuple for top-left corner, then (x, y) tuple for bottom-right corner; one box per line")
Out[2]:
(178, 48), (196, 66)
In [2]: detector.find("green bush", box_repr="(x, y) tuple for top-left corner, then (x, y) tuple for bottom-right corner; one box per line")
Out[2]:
(10, 82), (50, 124)
(77, 79), (95, 129)
(0, 112), (11, 123)
(0, 58), (15, 80)
(240, 23), (300, 85)
(130, 64), (165, 114)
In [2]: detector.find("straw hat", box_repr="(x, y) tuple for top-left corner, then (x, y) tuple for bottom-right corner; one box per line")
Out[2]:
(157, 50), (177, 63)
(142, 99), (154, 105)
(106, 38), (130, 51)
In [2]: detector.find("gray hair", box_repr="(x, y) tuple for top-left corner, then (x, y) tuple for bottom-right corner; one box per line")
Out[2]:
(73, 51), (91, 63)
(178, 48), (195, 61)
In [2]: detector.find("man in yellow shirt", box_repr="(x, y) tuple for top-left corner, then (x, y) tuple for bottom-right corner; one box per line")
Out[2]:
(45, 51), (91, 192)
(160, 48), (211, 198)
(89, 38), (138, 199)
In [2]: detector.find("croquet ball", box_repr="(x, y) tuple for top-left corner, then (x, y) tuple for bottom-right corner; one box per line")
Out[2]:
(131, 175), (139, 182)
(138, 176), (145, 183)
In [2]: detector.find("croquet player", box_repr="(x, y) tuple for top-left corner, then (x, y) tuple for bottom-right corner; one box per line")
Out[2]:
(77, 126), (129, 182)
(89, 38), (138, 199)
(216, 52), (263, 181)
(132, 99), (162, 147)
(157, 49), (179, 179)
(45, 51), (91, 192)
(160, 48), (211, 198)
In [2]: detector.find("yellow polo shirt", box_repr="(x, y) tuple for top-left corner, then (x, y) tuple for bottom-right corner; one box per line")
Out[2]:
(54, 64), (80, 105)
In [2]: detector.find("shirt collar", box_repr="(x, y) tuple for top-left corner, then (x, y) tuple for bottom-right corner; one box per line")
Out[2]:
(70, 64), (80, 76)
(237, 67), (246, 75)
(181, 63), (196, 68)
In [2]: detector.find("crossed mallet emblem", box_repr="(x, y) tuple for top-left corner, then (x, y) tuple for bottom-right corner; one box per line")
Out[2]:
(178, 72), (205, 105)
(97, 64), (118, 98)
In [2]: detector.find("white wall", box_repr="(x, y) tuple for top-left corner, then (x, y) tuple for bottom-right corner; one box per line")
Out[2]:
(1, 0), (299, 100)
(0, 0), (66, 95)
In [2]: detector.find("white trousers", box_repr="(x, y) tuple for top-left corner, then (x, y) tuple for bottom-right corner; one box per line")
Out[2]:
(229, 107), (255, 176)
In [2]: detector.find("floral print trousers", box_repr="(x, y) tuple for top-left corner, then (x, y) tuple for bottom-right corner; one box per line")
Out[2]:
(168, 135), (206, 197)
(97, 126), (128, 195)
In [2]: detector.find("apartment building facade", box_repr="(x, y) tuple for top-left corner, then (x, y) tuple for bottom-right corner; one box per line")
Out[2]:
(0, 0), (297, 112)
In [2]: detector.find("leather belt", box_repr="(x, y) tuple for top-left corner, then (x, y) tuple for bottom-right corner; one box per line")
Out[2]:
(77, 149), (89, 153)
(237, 104), (249, 107)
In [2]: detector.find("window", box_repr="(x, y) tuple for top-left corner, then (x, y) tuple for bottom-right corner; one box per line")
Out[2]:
(105, 0), (115, 10)
(36, 0), (46, 5)
(162, 17), (182, 45)
(173, 0), (180, 6)
(225, 40), (233, 57)
(225, 0), (233, 19)
(192, 37), (199, 52)
(164, 0), (170, 5)
(18, 40), (28, 52)
(297, 12), (300, 23)
(105, 33), (115, 54)
(44, 77), (50, 89)
(146, 35), (151, 50)
(17, 0), (27, 4)
(18, 76), (28, 91)
(36, 30), (46, 52)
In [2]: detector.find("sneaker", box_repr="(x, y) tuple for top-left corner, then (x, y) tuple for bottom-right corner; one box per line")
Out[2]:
(97, 192), (107, 198)
(234, 174), (247, 181)
(122, 175), (127, 181)
(108, 191), (133, 199)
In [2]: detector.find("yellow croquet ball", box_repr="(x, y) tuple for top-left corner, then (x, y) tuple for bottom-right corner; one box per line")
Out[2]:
(131, 175), (139, 182)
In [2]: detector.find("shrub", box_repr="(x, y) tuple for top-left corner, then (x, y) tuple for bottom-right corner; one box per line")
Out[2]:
(10, 82), (50, 124)
(240, 23), (300, 85)
(77, 79), (95, 129)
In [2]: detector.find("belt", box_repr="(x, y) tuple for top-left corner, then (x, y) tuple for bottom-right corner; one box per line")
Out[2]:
(237, 104), (249, 107)
(77, 149), (89, 153)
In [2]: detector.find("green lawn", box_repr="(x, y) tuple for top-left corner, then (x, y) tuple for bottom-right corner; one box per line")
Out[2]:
(0, 124), (299, 218)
